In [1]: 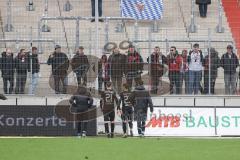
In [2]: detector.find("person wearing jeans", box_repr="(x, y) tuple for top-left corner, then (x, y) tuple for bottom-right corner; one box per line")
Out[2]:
(0, 49), (15, 94)
(180, 49), (189, 94)
(203, 48), (220, 94)
(167, 46), (182, 94)
(91, 0), (103, 22)
(71, 46), (90, 87)
(28, 47), (40, 95)
(15, 49), (30, 94)
(196, 0), (211, 18)
(221, 45), (239, 95)
(98, 55), (110, 92)
(188, 44), (204, 94)
(47, 45), (69, 94)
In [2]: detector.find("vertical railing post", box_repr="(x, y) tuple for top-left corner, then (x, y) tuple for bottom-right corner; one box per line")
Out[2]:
(29, 27), (33, 95)
(75, 18), (80, 51)
(216, 0), (225, 33)
(105, 18), (109, 45)
(5, 0), (13, 32)
(188, 0), (197, 33)
(134, 20), (139, 47)
(208, 28), (212, 95)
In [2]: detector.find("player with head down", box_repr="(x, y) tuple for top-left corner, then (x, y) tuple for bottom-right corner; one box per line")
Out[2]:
(117, 83), (134, 138)
(100, 82), (119, 138)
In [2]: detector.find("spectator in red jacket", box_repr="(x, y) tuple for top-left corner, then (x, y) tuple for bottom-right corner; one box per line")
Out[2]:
(126, 45), (144, 90)
(167, 46), (182, 94)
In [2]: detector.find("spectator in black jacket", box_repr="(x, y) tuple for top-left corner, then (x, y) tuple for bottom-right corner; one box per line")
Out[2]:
(0, 49), (15, 94)
(147, 46), (167, 94)
(47, 45), (69, 94)
(15, 49), (30, 94)
(203, 48), (220, 94)
(108, 47), (127, 93)
(71, 46), (89, 87)
(130, 81), (153, 137)
(221, 45), (239, 95)
(69, 86), (93, 137)
(98, 54), (110, 92)
(28, 47), (40, 95)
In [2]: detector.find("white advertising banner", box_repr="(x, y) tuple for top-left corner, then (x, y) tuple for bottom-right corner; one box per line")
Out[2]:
(133, 107), (216, 136)
(216, 108), (240, 136)
(133, 107), (240, 136)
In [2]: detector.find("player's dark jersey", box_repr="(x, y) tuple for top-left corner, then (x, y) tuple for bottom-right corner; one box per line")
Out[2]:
(100, 89), (118, 112)
(118, 91), (133, 110)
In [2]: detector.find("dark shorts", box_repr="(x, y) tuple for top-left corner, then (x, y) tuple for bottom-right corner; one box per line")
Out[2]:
(103, 110), (115, 122)
(121, 107), (133, 121)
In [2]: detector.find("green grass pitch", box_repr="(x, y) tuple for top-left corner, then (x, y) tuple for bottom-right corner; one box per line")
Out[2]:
(0, 137), (240, 160)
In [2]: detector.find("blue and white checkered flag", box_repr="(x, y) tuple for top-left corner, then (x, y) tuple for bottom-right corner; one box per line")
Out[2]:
(121, 0), (163, 20)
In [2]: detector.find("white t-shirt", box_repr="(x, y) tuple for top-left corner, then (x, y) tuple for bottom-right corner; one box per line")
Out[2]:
(188, 51), (203, 71)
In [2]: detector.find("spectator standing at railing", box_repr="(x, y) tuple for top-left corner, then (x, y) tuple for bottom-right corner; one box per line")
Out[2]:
(188, 43), (204, 95)
(179, 49), (189, 94)
(126, 45), (144, 90)
(108, 47), (127, 93)
(47, 45), (69, 94)
(203, 48), (220, 94)
(71, 46), (90, 87)
(28, 47), (40, 95)
(147, 46), (167, 94)
(220, 45), (239, 95)
(98, 54), (110, 92)
(196, 0), (211, 18)
(167, 46), (183, 94)
(0, 49), (15, 94)
(91, 0), (103, 22)
(15, 49), (30, 94)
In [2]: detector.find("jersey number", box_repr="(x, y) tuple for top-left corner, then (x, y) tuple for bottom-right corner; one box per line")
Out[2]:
(105, 93), (113, 103)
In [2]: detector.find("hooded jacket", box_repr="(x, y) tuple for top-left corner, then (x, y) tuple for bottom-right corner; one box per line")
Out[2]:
(69, 87), (93, 112)
(203, 49), (220, 79)
(130, 85), (153, 112)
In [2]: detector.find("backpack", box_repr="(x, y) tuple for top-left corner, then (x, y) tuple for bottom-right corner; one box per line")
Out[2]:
(188, 50), (204, 64)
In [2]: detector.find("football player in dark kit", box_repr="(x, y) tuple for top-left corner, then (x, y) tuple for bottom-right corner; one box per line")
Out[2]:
(69, 86), (93, 137)
(100, 82), (118, 138)
(117, 83), (134, 138)
(130, 81), (153, 137)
